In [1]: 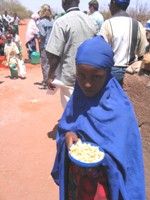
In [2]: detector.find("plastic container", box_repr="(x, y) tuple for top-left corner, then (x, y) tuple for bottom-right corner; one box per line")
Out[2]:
(9, 64), (18, 78)
(31, 51), (40, 64)
(68, 141), (105, 168)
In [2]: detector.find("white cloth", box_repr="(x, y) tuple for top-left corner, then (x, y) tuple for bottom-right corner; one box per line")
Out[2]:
(60, 86), (74, 109)
(18, 59), (26, 77)
(126, 61), (142, 74)
(25, 19), (39, 43)
(47, 79), (73, 109)
(4, 42), (19, 62)
(2, 14), (12, 23)
(99, 16), (147, 67)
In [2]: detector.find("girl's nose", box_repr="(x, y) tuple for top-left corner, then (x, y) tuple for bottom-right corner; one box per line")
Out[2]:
(84, 81), (92, 88)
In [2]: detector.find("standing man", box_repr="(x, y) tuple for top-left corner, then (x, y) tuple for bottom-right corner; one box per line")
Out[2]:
(88, 0), (104, 32)
(46, 0), (97, 108)
(99, 0), (147, 86)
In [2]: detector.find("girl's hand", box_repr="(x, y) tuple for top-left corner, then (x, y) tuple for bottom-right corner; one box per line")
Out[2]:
(65, 131), (79, 149)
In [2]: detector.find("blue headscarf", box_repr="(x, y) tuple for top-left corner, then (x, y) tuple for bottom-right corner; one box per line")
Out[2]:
(76, 36), (114, 69)
(145, 19), (150, 31)
(51, 36), (145, 200)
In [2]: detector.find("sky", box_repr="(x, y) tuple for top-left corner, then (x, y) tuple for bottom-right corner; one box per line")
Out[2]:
(19, 0), (150, 13)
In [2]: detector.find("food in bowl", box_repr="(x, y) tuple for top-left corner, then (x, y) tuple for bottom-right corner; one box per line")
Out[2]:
(69, 139), (104, 164)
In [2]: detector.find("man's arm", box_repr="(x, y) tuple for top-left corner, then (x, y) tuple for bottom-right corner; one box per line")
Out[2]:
(46, 51), (60, 90)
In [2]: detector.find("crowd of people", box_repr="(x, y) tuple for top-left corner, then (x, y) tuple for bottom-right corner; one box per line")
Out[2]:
(0, 0), (150, 199)
(0, 11), (26, 79)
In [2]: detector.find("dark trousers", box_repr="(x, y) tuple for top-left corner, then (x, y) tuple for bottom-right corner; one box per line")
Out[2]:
(111, 66), (127, 86)
(40, 49), (50, 84)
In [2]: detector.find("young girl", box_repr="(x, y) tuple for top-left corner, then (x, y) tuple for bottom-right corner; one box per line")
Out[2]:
(51, 36), (145, 200)
(4, 33), (26, 79)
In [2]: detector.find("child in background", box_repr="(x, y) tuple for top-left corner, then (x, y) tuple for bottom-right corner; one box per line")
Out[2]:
(7, 26), (22, 53)
(8, 50), (19, 79)
(4, 34), (19, 63)
(4, 33), (26, 79)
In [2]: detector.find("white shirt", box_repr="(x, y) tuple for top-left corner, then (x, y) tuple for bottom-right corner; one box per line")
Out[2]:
(46, 10), (97, 86)
(2, 14), (12, 23)
(100, 16), (147, 66)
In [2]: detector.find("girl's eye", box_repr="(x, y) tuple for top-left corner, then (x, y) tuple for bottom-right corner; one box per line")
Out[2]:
(77, 73), (85, 80)
(93, 75), (101, 80)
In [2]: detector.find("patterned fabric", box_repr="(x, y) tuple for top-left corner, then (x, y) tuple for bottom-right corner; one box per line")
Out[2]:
(37, 18), (53, 49)
(51, 35), (145, 200)
(40, 49), (50, 83)
(68, 163), (109, 200)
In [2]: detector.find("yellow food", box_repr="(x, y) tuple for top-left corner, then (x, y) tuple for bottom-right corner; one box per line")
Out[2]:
(69, 139), (104, 163)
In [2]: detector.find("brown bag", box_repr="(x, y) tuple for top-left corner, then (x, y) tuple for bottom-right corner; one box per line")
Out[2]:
(142, 53), (150, 72)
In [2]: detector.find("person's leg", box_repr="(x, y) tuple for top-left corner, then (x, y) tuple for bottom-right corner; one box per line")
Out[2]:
(40, 49), (50, 88)
(60, 86), (74, 109)
(26, 42), (32, 60)
(111, 66), (126, 86)
(68, 163), (109, 200)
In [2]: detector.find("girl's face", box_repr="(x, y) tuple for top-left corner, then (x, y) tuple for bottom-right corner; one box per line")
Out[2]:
(76, 64), (107, 97)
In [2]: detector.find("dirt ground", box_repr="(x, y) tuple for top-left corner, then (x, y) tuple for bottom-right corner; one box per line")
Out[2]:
(0, 21), (60, 200)
(124, 74), (150, 199)
(0, 21), (150, 200)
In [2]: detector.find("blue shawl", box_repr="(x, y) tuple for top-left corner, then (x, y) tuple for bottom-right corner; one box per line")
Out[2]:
(51, 36), (145, 200)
